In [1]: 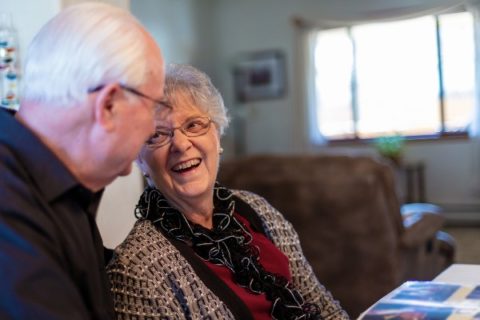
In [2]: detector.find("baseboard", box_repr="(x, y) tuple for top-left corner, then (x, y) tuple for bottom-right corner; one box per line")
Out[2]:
(428, 202), (480, 226)
(444, 212), (480, 227)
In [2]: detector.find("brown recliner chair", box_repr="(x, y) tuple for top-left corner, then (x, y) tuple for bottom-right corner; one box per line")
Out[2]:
(218, 154), (455, 318)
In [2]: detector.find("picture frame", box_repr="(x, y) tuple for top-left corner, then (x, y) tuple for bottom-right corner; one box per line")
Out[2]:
(233, 50), (286, 103)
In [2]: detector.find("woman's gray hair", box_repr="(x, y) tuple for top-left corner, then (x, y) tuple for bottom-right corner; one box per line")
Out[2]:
(21, 2), (162, 107)
(164, 64), (230, 135)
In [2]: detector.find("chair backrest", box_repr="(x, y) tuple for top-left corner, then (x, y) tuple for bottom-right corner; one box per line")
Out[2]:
(218, 154), (405, 317)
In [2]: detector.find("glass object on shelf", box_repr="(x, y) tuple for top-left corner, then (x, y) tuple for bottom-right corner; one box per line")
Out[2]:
(0, 12), (19, 113)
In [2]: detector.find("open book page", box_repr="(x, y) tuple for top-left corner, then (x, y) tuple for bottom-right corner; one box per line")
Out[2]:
(358, 281), (480, 319)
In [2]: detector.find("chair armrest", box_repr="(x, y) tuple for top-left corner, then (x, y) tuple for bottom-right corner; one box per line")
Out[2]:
(436, 230), (456, 265)
(400, 203), (445, 248)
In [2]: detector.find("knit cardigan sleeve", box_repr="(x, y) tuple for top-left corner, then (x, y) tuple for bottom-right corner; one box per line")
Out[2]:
(233, 190), (351, 320)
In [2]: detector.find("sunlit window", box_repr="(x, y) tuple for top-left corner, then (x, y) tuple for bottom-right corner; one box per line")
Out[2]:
(313, 11), (475, 140)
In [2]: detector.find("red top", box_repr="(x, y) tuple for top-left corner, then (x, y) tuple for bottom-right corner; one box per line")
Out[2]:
(203, 213), (292, 320)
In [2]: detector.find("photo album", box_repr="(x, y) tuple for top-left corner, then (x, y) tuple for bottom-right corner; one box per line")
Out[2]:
(359, 281), (480, 319)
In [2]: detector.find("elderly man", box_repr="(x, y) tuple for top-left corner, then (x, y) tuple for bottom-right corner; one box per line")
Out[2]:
(0, 3), (166, 319)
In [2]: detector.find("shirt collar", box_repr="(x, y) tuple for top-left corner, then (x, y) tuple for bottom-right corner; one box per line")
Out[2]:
(70, 186), (104, 218)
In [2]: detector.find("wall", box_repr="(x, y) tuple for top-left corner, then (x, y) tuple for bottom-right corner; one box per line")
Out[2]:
(61, 0), (129, 9)
(96, 166), (143, 248)
(130, 0), (217, 75)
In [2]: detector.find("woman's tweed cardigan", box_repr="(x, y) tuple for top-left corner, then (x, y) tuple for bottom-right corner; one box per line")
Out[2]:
(106, 190), (350, 319)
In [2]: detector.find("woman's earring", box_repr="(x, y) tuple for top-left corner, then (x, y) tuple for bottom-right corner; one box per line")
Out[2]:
(219, 147), (224, 155)
(143, 172), (150, 178)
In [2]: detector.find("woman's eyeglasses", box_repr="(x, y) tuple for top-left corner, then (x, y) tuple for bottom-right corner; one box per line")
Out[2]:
(146, 116), (212, 148)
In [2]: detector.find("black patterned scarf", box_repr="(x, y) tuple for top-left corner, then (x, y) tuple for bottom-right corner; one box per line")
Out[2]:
(135, 183), (322, 320)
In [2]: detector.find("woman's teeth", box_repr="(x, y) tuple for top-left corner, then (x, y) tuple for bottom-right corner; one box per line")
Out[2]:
(172, 159), (201, 172)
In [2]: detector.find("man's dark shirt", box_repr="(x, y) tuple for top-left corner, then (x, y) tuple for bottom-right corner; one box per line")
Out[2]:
(0, 109), (115, 319)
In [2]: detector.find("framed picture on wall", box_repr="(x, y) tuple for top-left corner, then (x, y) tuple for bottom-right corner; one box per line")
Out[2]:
(233, 50), (286, 103)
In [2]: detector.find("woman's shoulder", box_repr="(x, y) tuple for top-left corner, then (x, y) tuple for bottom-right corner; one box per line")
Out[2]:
(230, 189), (293, 234)
(231, 189), (272, 211)
(232, 190), (275, 217)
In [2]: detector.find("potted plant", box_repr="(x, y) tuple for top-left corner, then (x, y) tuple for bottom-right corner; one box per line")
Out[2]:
(373, 134), (405, 166)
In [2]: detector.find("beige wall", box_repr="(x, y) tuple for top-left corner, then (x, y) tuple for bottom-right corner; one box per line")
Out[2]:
(97, 166), (144, 248)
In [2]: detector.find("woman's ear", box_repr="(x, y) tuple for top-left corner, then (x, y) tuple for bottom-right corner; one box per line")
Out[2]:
(135, 156), (152, 188)
(136, 154), (152, 181)
(136, 155), (146, 173)
(92, 83), (121, 131)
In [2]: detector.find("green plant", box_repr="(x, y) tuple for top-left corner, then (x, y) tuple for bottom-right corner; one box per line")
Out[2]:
(373, 134), (405, 159)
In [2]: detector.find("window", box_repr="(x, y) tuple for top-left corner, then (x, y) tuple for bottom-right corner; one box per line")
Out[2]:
(312, 11), (475, 141)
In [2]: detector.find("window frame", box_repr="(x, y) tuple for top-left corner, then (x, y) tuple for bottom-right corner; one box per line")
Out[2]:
(312, 10), (474, 144)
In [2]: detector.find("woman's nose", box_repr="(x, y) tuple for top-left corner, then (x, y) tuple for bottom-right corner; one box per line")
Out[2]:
(170, 129), (192, 152)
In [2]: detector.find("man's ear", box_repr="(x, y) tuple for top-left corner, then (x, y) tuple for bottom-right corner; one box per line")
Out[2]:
(92, 83), (121, 131)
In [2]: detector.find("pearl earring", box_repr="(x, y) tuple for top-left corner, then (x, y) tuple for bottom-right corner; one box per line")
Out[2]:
(219, 147), (224, 154)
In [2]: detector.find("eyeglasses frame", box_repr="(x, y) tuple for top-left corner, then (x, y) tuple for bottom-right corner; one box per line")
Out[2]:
(88, 84), (170, 109)
(146, 116), (213, 148)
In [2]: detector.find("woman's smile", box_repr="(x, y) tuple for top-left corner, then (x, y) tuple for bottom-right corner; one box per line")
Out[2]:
(171, 158), (202, 173)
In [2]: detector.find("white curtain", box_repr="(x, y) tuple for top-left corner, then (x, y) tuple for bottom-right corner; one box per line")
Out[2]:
(298, 0), (467, 28)
(300, 28), (327, 146)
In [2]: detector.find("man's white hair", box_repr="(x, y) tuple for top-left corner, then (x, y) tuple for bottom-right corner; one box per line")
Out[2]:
(22, 2), (161, 107)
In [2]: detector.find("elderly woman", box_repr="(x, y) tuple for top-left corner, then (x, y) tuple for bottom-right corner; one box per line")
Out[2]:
(106, 64), (349, 320)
